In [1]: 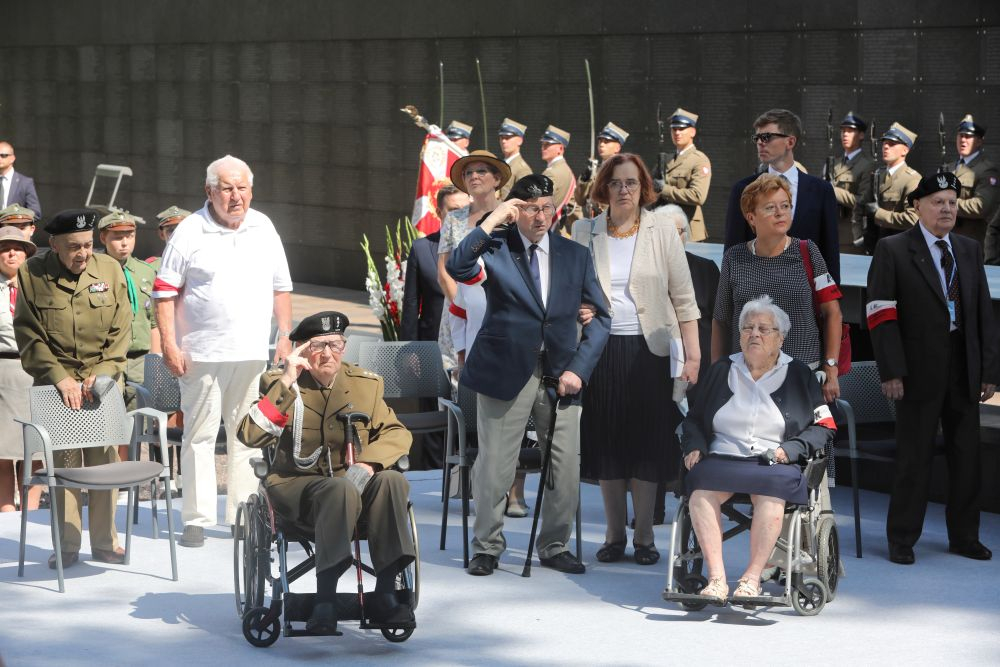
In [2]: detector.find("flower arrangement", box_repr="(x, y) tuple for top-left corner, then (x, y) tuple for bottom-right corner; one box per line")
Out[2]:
(361, 218), (418, 341)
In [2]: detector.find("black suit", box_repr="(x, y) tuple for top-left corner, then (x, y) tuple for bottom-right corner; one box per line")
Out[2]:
(3, 170), (41, 218)
(684, 251), (719, 401)
(867, 223), (999, 548)
(724, 169), (840, 283)
(400, 232), (443, 342)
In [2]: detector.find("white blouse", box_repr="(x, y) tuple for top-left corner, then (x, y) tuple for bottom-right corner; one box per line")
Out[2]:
(0, 274), (16, 354)
(607, 234), (640, 335)
(710, 352), (793, 458)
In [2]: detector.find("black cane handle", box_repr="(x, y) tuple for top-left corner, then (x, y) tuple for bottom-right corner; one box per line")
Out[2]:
(337, 412), (371, 465)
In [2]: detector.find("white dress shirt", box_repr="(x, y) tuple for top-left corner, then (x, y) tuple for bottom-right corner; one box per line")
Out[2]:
(518, 229), (550, 308)
(768, 163), (799, 217)
(710, 352), (793, 458)
(918, 221), (958, 331)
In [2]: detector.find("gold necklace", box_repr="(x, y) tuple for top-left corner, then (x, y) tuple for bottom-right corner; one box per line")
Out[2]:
(607, 215), (640, 239)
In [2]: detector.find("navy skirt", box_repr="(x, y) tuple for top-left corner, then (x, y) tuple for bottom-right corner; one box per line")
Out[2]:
(684, 455), (808, 505)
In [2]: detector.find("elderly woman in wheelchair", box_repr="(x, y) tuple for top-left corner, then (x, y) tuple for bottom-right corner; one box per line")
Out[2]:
(236, 311), (416, 642)
(672, 296), (836, 607)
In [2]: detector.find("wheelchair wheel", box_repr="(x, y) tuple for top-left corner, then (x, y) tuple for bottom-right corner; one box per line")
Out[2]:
(679, 574), (709, 611)
(242, 607), (280, 648)
(816, 516), (839, 600)
(405, 503), (421, 610)
(234, 494), (270, 618)
(381, 626), (415, 643)
(674, 502), (704, 581)
(790, 577), (828, 616)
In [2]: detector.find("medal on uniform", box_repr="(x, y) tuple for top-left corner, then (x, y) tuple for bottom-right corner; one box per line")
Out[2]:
(89, 282), (109, 293)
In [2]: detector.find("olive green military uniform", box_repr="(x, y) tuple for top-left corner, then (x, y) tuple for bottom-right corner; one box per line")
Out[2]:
(952, 153), (1000, 246)
(120, 255), (157, 400)
(832, 151), (876, 253)
(573, 161), (604, 220)
(873, 164), (921, 234)
(657, 146), (712, 242)
(146, 256), (162, 273)
(501, 154), (533, 200)
(237, 366), (414, 574)
(14, 251), (131, 553)
(544, 157), (577, 228)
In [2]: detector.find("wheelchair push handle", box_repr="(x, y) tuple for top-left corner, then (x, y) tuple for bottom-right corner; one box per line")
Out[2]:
(337, 411), (371, 465)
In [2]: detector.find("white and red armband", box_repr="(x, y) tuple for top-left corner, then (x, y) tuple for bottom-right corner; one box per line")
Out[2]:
(813, 272), (842, 302)
(866, 300), (898, 329)
(813, 404), (837, 431)
(249, 397), (288, 437)
(461, 258), (487, 286)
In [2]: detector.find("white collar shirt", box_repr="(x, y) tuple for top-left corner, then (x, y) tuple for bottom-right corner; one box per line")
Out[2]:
(768, 163), (799, 217)
(710, 352), (794, 458)
(919, 221), (958, 331)
(0, 273), (15, 353)
(844, 148), (862, 161)
(505, 153), (521, 165)
(518, 229), (550, 309)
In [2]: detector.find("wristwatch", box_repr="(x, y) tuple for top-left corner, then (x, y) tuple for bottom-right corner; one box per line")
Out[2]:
(824, 358), (837, 368)
(278, 330), (292, 338)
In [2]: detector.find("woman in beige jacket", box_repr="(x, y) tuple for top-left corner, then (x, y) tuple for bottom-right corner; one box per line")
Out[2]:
(571, 153), (701, 565)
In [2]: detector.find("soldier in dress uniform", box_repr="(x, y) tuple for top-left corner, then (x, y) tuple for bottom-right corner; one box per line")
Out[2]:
(145, 205), (190, 272)
(653, 109), (712, 242)
(237, 311), (415, 635)
(0, 204), (37, 241)
(14, 208), (131, 569)
(446, 120), (474, 151)
(950, 115), (1000, 249)
(498, 118), (533, 199)
(574, 122), (628, 219)
(540, 125), (576, 228)
(864, 122), (921, 248)
(830, 111), (876, 254)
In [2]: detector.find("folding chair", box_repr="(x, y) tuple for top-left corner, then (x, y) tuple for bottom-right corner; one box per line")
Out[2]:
(17, 380), (178, 592)
(343, 330), (383, 365)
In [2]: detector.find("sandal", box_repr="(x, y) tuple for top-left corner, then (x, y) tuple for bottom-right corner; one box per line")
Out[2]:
(633, 542), (660, 566)
(596, 539), (627, 562)
(699, 577), (729, 600)
(732, 577), (762, 598)
(504, 495), (528, 518)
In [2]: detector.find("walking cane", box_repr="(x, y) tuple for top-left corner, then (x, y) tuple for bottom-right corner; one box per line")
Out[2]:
(522, 376), (562, 578)
(337, 412), (371, 618)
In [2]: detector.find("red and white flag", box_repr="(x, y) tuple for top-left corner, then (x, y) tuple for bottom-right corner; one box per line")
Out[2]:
(411, 127), (467, 236)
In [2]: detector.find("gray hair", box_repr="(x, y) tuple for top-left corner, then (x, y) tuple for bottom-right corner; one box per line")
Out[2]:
(739, 295), (791, 336)
(657, 204), (691, 244)
(206, 155), (254, 188)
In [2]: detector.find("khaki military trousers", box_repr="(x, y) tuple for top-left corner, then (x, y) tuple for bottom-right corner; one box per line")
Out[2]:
(55, 445), (121, 553)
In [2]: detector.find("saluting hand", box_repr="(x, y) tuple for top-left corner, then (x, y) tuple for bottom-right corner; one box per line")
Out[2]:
(280, 342), (312, 388)
(56, 376), (83, 410)
(480, 199), (522, 235)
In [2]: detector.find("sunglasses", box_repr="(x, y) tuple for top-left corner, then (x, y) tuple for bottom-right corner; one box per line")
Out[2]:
(751, 132), (790, 144)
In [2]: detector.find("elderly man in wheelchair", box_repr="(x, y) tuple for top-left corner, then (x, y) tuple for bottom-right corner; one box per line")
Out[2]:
(663, 297), (839, 614)
(236, 311), (416, 641)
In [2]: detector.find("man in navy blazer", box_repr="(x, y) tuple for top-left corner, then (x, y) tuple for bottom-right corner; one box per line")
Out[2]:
(447, 174), (610, 576)
(723, 109), (840, 283)
(0, 141), (41, 219)
(400, 230), (443, 342)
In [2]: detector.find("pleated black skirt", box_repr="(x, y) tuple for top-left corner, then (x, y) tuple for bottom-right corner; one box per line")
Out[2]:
(684, 455), (808, 505)
(580, 334), (680, 483)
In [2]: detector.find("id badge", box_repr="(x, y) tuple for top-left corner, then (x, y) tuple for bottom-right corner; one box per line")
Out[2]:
(947, 299), (957, 325)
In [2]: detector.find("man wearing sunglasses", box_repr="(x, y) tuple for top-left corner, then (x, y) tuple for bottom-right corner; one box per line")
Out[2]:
(724, 109), (840, 283)
(0, 141), (40, 220)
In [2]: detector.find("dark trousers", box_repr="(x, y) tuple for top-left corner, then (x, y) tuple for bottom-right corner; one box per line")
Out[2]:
(887, 333), (982, 548)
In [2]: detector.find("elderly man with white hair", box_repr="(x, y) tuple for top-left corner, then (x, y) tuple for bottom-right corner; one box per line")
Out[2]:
(153, 155), (293, 547)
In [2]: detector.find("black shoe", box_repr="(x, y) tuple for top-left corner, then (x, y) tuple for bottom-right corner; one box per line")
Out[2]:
(48, 551), (79, 569)
(467, 553), (498, 576)
(178, 525), (205, 548)
(633, 542), (660, 566)
(949, 541), (992, 560)
(595, 540), (627, 563)
(539, 550), (586, 574)
(306, 602), (339, 635)
(366, 593), (415, 627)
(888, 543), (915, 565)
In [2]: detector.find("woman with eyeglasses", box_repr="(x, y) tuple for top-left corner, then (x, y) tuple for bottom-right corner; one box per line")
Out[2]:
(571, 153), (701, 566)
(682, 296), (836, 602)
(713, 174), (843, 403)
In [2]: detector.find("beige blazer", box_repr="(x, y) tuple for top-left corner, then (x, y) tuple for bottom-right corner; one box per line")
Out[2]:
(571, 207), (699, 358)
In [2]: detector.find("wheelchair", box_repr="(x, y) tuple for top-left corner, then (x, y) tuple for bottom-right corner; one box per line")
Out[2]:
(662, 455), (841, 616)
(233, 423), (420, 647)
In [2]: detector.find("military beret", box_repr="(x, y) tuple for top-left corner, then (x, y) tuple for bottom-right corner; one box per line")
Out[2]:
(669, 108), (699, 128)
(498, 118), (527, 138)
(0, 225), (36, 256)
(881, 122), (917, 148)
(539, 125), (570, 146)
(0, 204), (37, 224)
(597, 122), (629, 145)
(44, 208), (101, 236)
(505, 174), (554, 202)
(908, 171), (961, 206)
(290, 311), (350, 342)
(957, 114), (986, 138)
(446, 120), (473, 140)
(156, 205), (191, 228)
(98, 209), (140, 231)
(840, 111), (867, 133)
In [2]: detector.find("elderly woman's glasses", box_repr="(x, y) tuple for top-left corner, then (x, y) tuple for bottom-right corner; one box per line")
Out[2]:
(308, 339), (346, 353)
(758, 202), (792, 216)
(740, 324), (778, 336)
(608, 179), (640, 192)
(516, 204), (555, 217)
(463, 168), (493, 179)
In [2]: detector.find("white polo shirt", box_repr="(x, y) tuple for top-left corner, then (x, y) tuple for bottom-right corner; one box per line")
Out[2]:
(153, 202), (293, 362)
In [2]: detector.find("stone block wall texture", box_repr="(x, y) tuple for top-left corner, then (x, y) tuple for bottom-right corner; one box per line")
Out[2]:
(2, 1), (998, 287)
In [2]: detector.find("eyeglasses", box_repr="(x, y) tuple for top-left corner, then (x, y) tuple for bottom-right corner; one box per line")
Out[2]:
(608, 179), (640, 192)
(517, 203), (555, 217)
(463, 168), (493, 179)
(740, 324), (778, 336)
(751, 132), (790, 144)
(0, 153), (12, 158)
(758, 201), (792, 216)
(308, 339), (346, 353)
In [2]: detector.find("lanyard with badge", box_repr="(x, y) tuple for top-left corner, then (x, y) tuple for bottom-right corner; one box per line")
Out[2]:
(943, 247), (958, 326)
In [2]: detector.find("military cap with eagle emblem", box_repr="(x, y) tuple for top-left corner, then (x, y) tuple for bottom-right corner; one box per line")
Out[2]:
(289, 311), (351, 342)
(907, 171), (961, 206)
(505, 174), (554, 201)
(44, 208), (101, 236)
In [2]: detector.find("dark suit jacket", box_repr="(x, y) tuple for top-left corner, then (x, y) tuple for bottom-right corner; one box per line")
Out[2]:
(400, 232), (443, 342)
(446, 226), (611, 402)
(866, 224), (999, 401)
(5, 170), (41, 218)
(685, 251), (720, 399)
(723, 169), (840, 283)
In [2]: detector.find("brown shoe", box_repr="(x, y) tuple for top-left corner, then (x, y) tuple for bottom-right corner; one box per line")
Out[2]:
(48, 551), (80, 569)
(92, 546), (126, 564)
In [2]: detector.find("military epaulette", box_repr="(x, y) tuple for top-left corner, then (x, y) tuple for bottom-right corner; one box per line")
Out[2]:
(344, 363), (381, 381)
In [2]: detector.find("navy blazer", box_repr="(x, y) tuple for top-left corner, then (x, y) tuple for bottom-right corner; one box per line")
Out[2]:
(723, 169), (840, 284)
(400, 232), (443, 342)
(5, 170), (41, 218)
(446, 226), (611, 402)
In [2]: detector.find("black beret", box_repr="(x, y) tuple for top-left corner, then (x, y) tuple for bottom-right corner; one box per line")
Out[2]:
(907, 171), (961, 206)
(290, 311), (350, 342)
(44, 208), (101, 236)
(505, 174), (554, 202)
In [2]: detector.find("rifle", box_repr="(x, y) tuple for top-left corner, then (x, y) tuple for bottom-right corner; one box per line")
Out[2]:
(864, 118), (882, 251)
(937, 112), (949, 173)
(582, 59), (597, 218)
(822, 107), (834, 182)
(475, 58), (488, 150)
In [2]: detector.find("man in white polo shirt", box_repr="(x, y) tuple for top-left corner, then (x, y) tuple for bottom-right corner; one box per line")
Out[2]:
(153, 154), (293, 547)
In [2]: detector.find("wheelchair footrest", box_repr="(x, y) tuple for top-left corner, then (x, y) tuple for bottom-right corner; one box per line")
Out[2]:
(730, 594), (788, 609)
(662, 591), (727, 607)
(283, 591), (381, 623)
